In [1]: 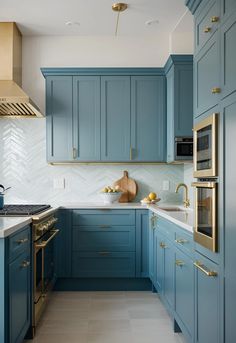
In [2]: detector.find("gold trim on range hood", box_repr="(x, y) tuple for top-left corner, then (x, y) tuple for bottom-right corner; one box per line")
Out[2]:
(0, 22), (43, 117)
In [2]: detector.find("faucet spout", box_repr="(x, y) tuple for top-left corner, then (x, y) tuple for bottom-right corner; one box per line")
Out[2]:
(175, 183), (190, 208)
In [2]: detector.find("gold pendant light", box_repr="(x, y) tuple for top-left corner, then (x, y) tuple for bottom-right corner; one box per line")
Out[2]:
(112, 3), (128, 36)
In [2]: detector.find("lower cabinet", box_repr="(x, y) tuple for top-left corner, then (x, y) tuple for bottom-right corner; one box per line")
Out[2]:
(9, 249), (31, 343)
(194, 252), (220, 343)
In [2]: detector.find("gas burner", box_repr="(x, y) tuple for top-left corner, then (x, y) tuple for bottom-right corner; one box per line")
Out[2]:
(0, 204), (51, 216)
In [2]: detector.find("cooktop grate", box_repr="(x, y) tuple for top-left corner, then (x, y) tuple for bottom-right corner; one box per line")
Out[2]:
(0, 204), (51, 216)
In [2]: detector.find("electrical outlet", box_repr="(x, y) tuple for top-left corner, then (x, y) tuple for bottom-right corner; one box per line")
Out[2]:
(53, 178), (65, 189)
(163, 180), (170, 191)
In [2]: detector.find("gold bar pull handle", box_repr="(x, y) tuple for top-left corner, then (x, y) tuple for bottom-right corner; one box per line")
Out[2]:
(211, 16), (219, 23)
(99, 251), (110, 256)
(204, 27), (211, 33)
(16, 238), (29, 244)
(130, 147), (133, 160)
(212, 87), (221, 94)
(73, 148), (77, 159)
(194, 261), (218, 277)
(175, 259), (185, 267)
(99, 225), (111, 229)
(175, 239), (188, 244)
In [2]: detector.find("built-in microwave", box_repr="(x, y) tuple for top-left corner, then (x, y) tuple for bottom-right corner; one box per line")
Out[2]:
(175, 137), (193, 161)
(192, 181), (217, 252)
(193, 113), (218, 177)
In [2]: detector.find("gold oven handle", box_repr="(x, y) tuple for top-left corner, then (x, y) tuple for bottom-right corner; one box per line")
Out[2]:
(35, 229), (59, 248)
(194, 261), (218, 277)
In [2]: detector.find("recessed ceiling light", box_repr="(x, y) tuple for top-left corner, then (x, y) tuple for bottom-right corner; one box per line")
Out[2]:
(145, 19), (159, 26)
(65, 21), (80, 27)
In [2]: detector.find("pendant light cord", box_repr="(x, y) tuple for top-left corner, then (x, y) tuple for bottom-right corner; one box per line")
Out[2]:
(115, 11), (120, 36)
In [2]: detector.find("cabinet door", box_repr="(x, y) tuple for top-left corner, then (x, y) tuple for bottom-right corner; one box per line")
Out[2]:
(154, 229), (164, 293)
(175, 249), (194, 340)
(101, 76), (131, 161)
(131, 76), (166, 161)
(163, 239), (175, 310)
(9, 251), (31, 343)
(46, 76), (73, 162)
(224, 98), (236, 343)
(73, 76), (101, 161)
(136, 210), (149, 278)
(194, 35), (220, 117)
(220, 12), (236, 100)
(221, 0), (236, 21)
(194, 253), (220, 343)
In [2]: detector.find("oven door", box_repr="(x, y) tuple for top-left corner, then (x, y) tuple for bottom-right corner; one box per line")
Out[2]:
(193, 113), (218, 177)
(192, 181), (217, 252)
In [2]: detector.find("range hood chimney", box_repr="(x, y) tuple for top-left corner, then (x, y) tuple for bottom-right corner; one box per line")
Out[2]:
(0, 22), (43, 117)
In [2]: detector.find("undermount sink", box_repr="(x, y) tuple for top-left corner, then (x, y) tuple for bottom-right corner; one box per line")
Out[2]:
(159, 207), (185, 212)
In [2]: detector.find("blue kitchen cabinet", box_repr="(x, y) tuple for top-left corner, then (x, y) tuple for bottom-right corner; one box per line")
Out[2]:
(224, 96), (236, 343)
(46, 76), (73, 162)
(175, 248), (194, 342)
(194, 251), (220, 343)
(54, 209), (72, 278)
(73, 76), (101, 161)
(0, 225), (31, 343)
(9, 249), (31, 343)
(135, 210), (149, 278)
(165, 55), (193, 162)
(101, 76), (131, 161)
(195, 0), (220, 54)
(131, 76), (166, 161)
(194, 34), (220, 118)
(220, 12), (236, 100)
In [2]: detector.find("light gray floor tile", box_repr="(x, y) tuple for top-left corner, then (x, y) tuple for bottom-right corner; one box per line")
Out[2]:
(88, 319), (131, 334)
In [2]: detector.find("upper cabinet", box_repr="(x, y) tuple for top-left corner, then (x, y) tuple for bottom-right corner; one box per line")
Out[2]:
(46, 76), (73, 162)
(165, 56), (193, 162)
(73, 76), (101, 161)
(131, 76), (166, 162)
(101, 76), (131, 162)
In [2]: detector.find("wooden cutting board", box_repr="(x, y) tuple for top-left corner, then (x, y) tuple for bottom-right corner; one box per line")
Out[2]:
(113, 171), (138, 203)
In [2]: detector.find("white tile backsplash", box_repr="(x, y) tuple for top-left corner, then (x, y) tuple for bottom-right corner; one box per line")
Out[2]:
(0, 118), (185, 204)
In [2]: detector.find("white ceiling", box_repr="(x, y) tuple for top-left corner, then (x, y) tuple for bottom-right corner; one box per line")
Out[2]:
(0, 0), (190, 36)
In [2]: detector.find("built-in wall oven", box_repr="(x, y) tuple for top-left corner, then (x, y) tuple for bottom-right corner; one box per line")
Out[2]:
(193, 113), (218, 178)
(33, 216), (59, 333)
(192, 181), (217, 252)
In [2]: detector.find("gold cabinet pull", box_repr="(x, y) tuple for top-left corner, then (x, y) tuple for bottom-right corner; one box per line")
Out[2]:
(204, 27), (211, 33)
(211, 16), (219, 23)
(175, 238), (188, 244)
(159, 242), (166, 249)
(16, 238), (29, 244)
(130, 147), (133, 160)
(98, 251), (110, 255)
(21, 260), (30, 268)
(99, 225), (111, 229)
(212, 87), (221, 94)
(73, 148), (77, 159)
(194, 261), (218, 277)
(175, 259), (185, 267)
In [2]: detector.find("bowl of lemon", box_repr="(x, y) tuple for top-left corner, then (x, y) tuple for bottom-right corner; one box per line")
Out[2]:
(100, 186), (122, 204)
(141, 192), (161, 205)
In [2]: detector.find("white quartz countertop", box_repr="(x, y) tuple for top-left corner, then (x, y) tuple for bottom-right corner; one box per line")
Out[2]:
(0, 202), (193, 237)
(0, 217), (32, 238)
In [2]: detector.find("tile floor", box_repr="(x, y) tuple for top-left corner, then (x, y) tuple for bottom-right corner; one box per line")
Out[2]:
(26, 291), (186, 343)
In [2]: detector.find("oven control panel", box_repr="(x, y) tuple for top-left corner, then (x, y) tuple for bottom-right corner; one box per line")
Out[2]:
(33, 216), (57, 241)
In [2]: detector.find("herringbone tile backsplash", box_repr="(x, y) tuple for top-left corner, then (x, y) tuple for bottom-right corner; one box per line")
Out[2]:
(0, 119), (184, 204)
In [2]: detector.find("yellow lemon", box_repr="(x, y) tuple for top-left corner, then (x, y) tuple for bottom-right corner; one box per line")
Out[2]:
(149, 192), (157, 200)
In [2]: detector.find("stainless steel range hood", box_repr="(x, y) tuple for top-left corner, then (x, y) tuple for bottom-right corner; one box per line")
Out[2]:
(0, 22), (43, 117)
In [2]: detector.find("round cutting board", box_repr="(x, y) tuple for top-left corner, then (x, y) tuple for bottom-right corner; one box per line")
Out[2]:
(113, 171), (138, 203)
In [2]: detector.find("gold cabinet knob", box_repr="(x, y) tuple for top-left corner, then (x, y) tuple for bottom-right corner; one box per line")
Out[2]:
(204, 27), (211, 33)
(175, 259), (185, 267)
(159, 242), (166, 249)
(211, 16), (219, 23)
(212, 87), (221, 94)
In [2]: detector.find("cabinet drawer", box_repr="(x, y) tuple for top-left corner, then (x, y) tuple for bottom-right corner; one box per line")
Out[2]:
(175, 228), (193, 256)
(157, 217), (175, 241)
(8, 226), (31, 262)
(72, 252), (135, 277)
(72, 210), (135, 226)
(73, 226), (135, 252)
(195, 0), (220, 53)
